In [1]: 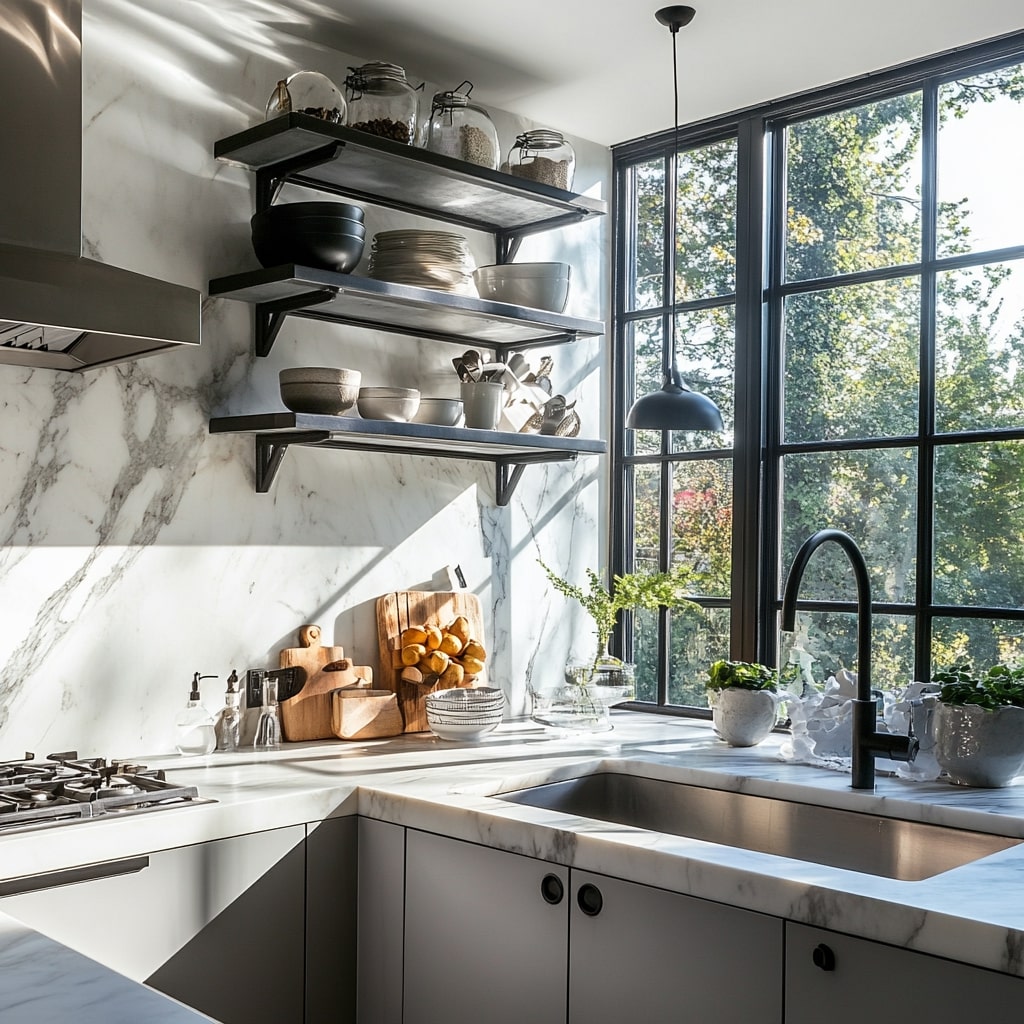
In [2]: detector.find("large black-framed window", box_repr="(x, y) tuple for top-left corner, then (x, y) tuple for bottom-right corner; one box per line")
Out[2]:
(611, 32), (1024, 711)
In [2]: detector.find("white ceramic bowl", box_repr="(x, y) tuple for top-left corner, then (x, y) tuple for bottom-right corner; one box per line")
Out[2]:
(473, 264), (571, 312)
(357, 387), (420, 422)
(426, 686), (505, 709)
(412, 398), (464, 427)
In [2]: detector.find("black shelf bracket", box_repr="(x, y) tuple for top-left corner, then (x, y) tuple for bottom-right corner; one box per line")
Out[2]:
(495, 463), (528, 506)
(255, 289), (338, 356)
(255, 431), (330, 491)
(255, 143), (346, 211)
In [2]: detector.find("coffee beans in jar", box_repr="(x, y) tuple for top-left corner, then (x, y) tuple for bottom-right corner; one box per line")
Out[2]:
(265, 71), (346, 125)
(344, 62), (419, 146)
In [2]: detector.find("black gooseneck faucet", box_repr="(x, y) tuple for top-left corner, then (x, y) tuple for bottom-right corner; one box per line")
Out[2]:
(780, 529), (919, 789)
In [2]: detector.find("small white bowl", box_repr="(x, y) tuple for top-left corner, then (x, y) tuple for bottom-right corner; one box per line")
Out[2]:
(357, 386), (420, 422)
(412, 398), (464, 427)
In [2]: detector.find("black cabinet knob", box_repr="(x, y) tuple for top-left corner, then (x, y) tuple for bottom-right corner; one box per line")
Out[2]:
(812, 943), (836, 971)
(540, 873), (564, 905)
(577, 882), (604, 917)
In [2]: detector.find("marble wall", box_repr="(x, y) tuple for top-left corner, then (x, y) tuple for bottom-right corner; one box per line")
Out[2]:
(0, 0), (610, 755)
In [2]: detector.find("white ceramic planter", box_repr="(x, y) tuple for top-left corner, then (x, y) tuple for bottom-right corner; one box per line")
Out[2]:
(934, 702), (1024, 787)
(709, 688), (779, 747)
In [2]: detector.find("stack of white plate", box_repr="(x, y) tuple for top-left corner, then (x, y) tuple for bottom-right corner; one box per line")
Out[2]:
(367, 229), (476, 294)
(425, 686), (505, 741)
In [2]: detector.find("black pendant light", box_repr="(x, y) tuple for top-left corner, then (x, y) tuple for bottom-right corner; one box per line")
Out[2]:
(626, 6), (724, 433)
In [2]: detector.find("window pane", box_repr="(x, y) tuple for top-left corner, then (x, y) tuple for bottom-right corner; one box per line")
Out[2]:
(933, 441), (1024, 607)
(631, 463), (662, 572)
(936, 260), (1024, 432)
(670, 304), (735, 453)
(932, 617), (1024, 672)
(783, 279), (919, 443)
(780, 611), (915, 693)
(781, 449), (918, 603)
(676, 139), (737, 301)
(785, 95), (922, 282)
(670, 605), (730, 706)
(937, 63), (1024, 258)
(628, 158), (665, 311)
(627, 317), (665, 457)
(673, 459), (732, 598)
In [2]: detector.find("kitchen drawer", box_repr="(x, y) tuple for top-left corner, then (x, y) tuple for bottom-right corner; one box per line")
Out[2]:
(1, 825), (306, 1024)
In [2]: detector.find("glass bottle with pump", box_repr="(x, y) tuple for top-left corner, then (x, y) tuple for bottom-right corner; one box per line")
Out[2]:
(175, 672), (218, 755)
(216, 669), (241, 751)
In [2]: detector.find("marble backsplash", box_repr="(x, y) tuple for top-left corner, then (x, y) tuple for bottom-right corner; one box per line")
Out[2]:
(0, 0), (609, 755)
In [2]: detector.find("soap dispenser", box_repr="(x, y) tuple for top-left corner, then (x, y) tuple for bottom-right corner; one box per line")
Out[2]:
(175, 672), (218, 755)
(216, 670), (241, 752)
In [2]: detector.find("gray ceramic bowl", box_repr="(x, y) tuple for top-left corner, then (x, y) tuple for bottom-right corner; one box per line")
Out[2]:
(279, 366), (361, 386)
(357, 387), (420, 422)
(411, 398), (464, 427)
(280, 379), (360, 415)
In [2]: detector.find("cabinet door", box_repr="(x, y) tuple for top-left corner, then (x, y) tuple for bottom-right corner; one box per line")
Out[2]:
(0, 825), (306, 1024)
(786, 922), (1024, 1024)
(358, 817), (406, 1024)
(568, 869), (783, 1024)
(403, 829), (569, 1024)
(307, 816), (358, 1024)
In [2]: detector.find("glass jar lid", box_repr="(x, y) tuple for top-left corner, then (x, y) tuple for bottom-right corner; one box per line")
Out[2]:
(514, 129), (568, 150)
(346, 61), (409, 93)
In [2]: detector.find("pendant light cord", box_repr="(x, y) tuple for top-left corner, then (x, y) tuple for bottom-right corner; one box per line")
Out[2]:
(668, 25), (679, 385)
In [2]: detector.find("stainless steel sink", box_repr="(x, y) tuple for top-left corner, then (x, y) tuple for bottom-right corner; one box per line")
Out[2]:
(498, 772), (1021, 880)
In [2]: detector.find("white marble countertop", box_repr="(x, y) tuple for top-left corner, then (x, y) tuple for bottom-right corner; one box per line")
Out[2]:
(4, 712), (1024, 989)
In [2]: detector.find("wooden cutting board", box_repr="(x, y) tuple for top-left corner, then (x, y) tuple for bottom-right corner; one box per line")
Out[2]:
(376, 591), (486, 732)
(278, 624), (373, 741)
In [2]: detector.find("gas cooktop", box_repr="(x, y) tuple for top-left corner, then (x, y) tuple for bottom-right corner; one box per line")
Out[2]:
(0, 752), (211, 835)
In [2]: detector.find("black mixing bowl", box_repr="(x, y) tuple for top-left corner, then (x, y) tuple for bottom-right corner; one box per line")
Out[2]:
(250, 201), (367, 272)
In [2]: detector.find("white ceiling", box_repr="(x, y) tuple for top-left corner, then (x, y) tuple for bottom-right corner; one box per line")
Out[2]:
(271, 0), (1024, 147)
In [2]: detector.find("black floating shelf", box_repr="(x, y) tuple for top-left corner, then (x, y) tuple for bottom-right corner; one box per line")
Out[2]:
(208, 264), (605, 358)
(214, 113), (606, 243)
(208, 412), (606, 505)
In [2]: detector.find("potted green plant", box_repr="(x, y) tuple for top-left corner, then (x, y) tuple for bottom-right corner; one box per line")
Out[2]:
(705, 660), (781, 746)
(535, 560), (698, 728)
(932, 662), (1024, 787)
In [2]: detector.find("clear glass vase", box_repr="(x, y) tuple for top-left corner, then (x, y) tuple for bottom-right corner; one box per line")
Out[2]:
(529, 641), (635, 732)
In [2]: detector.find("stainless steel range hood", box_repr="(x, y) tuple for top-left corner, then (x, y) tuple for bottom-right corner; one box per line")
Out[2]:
(0, 0), (201, 371)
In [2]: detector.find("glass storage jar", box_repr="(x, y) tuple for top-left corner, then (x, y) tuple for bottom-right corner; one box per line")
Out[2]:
(344, 61), (419, 145)
(265, 71), (345, 124)
(507, 129), (576, 190)
(424, 83), (499, 169)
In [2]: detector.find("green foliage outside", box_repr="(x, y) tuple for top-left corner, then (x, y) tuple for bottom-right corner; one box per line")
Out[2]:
(625, 62), (1024, 705)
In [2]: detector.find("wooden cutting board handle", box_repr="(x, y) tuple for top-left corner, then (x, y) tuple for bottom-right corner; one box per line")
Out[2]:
(299, 624), (321, 647)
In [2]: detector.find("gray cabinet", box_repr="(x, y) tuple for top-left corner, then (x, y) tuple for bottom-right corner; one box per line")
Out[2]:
(399, 829), (783, 1024)
(306, 816), (358, 1024)
(403, 828), (569, 1024)
(357, 817), (407, 1024)
(569, 869), (783, 1024)
(1, 825), (306, 1024)
(786, 922), (1024, 1024)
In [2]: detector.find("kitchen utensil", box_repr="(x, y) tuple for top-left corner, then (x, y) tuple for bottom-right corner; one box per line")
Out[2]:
(376, 590), (486, 732)
(539, 395), (575, 435)
(330, 688), (403, 740)
(250, 201), (366, 272)
(278, 624), (373, 741)
(357, 386), (420, 421)
(460, 380), (503, 429)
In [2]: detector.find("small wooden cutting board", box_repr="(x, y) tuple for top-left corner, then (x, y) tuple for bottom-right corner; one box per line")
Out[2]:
(376, 591), (486, 733)
(278, 624), (373, 741)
